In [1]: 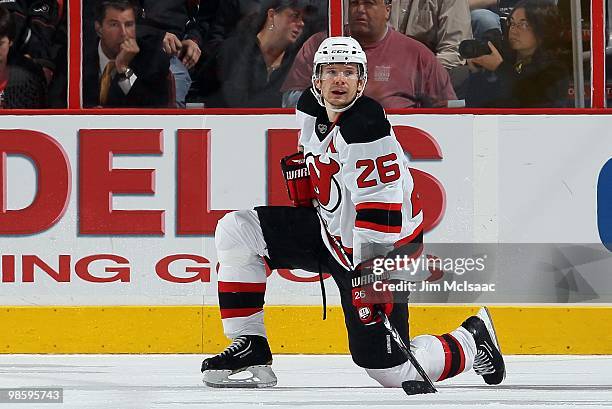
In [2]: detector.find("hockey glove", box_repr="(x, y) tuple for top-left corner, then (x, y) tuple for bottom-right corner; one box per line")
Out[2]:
(351, 265), (394, 326)
(281, 151), (315, 207)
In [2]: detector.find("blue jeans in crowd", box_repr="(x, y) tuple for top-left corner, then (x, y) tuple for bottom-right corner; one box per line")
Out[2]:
(471, 9), (501, 40)
(170, 55), (192, 108)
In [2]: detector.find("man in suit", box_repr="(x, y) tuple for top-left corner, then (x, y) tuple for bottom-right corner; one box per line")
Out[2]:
(83, 0), (170, 108)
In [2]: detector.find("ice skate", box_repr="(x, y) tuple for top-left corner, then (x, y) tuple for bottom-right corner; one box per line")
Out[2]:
(201, 335), (277, 388)
(461, 307), (506, 385)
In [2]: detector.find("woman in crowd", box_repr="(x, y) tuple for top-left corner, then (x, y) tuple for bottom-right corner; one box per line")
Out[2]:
(0, 6), (47, 108)
(218, 0), (307, 107)
(466, 0), (570, 108)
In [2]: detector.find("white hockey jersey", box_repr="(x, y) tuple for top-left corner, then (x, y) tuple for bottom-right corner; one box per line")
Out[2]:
(297, 89), (424, 270)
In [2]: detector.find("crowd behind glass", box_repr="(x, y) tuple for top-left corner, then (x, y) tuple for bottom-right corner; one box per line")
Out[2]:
(0, 0), (587, 109)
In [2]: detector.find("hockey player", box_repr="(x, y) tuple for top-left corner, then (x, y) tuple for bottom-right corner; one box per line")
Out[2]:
(201, 36), (505, 389)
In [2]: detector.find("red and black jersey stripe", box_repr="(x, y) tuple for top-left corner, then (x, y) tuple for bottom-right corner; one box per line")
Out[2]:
(355, 203), (402, 233)
(333, 235), (353, 255)
(388, 227), (424, 266)
(394, 226), (423, 249)
(218, 281), (266, 319)
(435, 333), (466, 381)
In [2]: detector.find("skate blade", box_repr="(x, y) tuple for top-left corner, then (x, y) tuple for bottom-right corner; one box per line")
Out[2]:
(203, 365), (277, 388)
(477, 307), (502, 353)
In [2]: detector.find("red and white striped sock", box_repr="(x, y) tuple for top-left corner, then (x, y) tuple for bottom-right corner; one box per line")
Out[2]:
(364, 326), (476, 387)
(218, 278), (267, 338)
(411, 326), (476, 382)
(215, 210), (270, 339)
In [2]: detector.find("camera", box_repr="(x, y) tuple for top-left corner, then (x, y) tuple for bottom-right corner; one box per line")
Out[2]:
(459, 29), (503, 59)
(459, 39), (493, 59)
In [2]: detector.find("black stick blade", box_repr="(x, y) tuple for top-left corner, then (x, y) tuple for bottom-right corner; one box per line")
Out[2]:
(402, 380), (437, 395)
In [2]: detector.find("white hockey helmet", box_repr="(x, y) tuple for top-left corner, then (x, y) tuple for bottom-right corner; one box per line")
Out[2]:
(311, 36), (368, 112)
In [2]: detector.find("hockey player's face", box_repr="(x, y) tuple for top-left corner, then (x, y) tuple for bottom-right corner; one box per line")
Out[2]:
(95, 7), (137, 59)
(316, 63), (364, 108)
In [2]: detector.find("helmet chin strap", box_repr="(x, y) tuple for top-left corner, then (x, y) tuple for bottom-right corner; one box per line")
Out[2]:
(311, 83), (366, 114)
(324, 88), (364, 113)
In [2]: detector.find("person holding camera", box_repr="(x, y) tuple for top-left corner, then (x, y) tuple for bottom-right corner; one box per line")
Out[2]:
(464, 0), (570, 108)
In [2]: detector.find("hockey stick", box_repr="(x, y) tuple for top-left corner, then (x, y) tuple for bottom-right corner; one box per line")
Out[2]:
(377, 311), (437, 395)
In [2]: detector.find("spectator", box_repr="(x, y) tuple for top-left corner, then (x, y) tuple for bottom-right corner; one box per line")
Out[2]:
(179, 0), (221, 104)
(204, 0), (326, 57)
(281, 0), (456, 108)
(2, 1), (66, 107)
(191, 0), (325, 105)
(82, 0), (170, 108)
(218, 0), (307, 107)
(465, 0), (570, 107)
(0, 6), (46, 108)
(84, 0), (207, 107)
(137, 0), (207, 108)
(388, 0), (472, 90)
(196, 0), (222, 34)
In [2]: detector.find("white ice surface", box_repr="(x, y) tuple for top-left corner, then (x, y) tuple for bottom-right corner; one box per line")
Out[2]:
(0, 355), (610, 409)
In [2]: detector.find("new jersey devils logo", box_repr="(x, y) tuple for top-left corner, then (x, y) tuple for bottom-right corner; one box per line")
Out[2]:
(306, 153), (342, 212)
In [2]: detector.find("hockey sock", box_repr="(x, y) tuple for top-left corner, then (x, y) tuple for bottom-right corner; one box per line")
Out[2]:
(215, 211), (269, 339)
(365, 326), (476, 387)
(412, 326), (476, 381)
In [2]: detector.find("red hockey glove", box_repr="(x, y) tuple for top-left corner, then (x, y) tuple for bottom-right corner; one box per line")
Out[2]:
(281, 151), (315, 207)
(351, 266), (394, 326)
